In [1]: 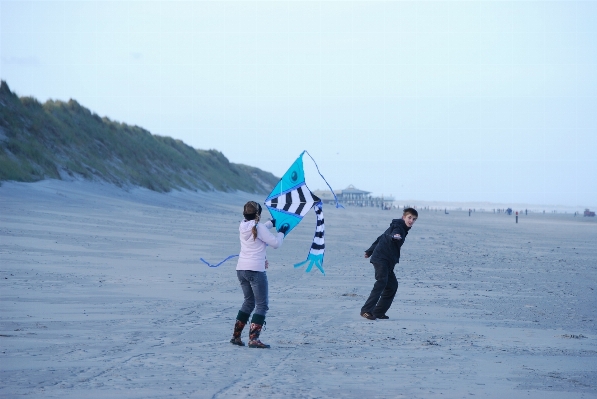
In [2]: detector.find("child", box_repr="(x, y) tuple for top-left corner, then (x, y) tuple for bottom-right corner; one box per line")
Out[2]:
(230, 201), (288, 348)
(360, 208), (418, 320)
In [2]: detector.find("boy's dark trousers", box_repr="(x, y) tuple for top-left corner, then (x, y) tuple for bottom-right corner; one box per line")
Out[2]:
(361, 261), (398, 317)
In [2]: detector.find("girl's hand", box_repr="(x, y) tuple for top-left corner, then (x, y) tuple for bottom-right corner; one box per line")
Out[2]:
(265, 260), (269, 269)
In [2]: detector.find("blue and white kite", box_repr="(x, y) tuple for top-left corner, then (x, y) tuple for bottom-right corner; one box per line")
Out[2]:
(265, 151), (342, 275)
(201, 150), (341, 275)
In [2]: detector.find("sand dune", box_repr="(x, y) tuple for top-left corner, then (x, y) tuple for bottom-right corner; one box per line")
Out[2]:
(1, 180), (595, 398)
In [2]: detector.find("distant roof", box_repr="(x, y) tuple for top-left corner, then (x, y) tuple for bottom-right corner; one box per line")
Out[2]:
(312, 189), (340, 198)
(312, 184), (371, 197)
(341, 184), (371, 195)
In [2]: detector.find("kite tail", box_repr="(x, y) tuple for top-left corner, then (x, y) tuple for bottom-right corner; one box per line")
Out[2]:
(303, 151), (344, 209)
(293, 202), (326, 275)
(294, 254), (325, 276)
(200, 254), (238, 268)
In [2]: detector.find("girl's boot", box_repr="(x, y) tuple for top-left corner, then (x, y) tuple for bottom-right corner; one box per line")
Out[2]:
(230, 310), (250, 346)
(248, 314), (270, 349)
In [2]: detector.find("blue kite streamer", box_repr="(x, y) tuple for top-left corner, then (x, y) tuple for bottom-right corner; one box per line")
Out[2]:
(303, 151), (344, 210)
(200, 255), (238, 268)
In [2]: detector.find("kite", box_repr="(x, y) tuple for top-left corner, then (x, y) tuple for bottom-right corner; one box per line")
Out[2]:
(264, 151), (341, 275)
(201, 150), (341, 275)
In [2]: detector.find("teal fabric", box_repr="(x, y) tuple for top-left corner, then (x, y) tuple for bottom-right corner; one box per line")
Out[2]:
(265, 154), (305, 202)
(250, 313), (266, 325)
(267, 207), (302, 237)
(236, 310), (250, 323)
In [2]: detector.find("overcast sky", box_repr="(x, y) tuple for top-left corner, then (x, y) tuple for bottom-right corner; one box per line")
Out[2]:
(1, 1), (595, 207)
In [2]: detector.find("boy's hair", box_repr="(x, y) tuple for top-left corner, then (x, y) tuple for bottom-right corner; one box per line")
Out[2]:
(403, 207), (418, 217)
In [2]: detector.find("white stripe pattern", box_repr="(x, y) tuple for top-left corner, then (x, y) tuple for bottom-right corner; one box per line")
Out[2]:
(309, 203), (325, 256)
(265, 184), (318, 218)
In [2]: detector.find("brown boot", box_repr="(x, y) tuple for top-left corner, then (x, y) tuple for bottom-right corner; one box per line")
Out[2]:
(230, 311), (250, 346)
(248, 314), (270, 349)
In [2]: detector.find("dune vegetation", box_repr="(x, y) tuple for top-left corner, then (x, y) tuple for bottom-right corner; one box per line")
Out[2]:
(0, 81), (278, 193)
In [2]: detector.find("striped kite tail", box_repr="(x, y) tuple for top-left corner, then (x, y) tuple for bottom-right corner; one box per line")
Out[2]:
(294, 201), (325, 275)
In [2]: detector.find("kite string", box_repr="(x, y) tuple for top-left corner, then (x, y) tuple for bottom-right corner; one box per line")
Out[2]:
(302, 150), (344, 209)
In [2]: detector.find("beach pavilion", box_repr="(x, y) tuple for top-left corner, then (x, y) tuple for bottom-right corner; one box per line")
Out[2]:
(313, 185), (394, 208)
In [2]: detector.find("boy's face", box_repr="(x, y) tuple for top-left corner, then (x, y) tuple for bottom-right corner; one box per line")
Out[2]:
(402, 213), (417, 228)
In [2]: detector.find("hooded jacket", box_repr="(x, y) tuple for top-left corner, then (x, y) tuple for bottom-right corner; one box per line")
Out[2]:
(365, 218), (410, 266)
(236, 220), (284, 272)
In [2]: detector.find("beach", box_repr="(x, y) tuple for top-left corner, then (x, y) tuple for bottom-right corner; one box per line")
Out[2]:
(1, 180), (596, 398)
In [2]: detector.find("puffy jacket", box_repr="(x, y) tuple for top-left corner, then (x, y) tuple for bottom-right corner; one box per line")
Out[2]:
(236, 220), (284, 272)
(365, 218), (410, 266)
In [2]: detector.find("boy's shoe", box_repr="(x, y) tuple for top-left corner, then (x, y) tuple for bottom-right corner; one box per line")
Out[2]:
(375, 314), (389, 319)
(360, 312), (376, 320)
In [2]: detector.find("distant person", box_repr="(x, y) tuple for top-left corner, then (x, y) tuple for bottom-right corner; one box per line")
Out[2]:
(360, 208), (418, 320)
(230, 201), (288, 348)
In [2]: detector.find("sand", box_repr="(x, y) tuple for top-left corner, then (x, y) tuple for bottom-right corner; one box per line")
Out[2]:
(1, 180), (596, 398)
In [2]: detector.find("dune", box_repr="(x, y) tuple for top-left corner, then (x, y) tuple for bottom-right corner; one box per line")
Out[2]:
(1, 180), (595, 398)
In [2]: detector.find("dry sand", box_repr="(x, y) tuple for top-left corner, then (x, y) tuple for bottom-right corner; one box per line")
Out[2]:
(1, 180), (596, 398)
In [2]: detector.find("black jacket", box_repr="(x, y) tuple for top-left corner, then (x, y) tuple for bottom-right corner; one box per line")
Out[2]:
(365, 218), (410, 266)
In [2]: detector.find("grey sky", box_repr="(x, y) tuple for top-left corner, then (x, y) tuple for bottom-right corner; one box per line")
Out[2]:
(1, 1), (595, 207)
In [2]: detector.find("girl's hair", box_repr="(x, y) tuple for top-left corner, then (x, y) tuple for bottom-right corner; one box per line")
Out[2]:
(243, 201), (262, 241)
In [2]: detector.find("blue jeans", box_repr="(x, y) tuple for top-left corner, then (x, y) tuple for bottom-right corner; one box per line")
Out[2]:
(237, 270), (269, 316)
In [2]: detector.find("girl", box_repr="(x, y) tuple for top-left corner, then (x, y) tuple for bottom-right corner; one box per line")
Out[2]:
(230, 201), (288, 348)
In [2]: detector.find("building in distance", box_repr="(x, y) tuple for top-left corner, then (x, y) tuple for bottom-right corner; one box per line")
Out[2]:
(313, 185), (395, 209)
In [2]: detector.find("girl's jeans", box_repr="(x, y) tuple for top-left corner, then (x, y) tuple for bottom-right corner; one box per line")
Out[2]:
(237, 270), (269, 316)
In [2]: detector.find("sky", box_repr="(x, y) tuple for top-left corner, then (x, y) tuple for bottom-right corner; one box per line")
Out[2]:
(1, 1), (595, 207)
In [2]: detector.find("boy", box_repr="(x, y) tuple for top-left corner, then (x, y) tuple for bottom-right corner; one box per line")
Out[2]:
(360, 208), (418, 320)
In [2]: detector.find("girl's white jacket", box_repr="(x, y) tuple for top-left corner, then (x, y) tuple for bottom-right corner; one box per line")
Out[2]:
(236, 220), (284, 272)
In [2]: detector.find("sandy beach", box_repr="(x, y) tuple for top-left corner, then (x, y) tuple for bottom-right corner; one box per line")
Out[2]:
(1, 180), (596, 399)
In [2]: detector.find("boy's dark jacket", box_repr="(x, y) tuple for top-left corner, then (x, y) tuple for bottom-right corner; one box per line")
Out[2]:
(365, 218), (410, 266)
